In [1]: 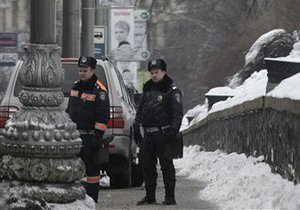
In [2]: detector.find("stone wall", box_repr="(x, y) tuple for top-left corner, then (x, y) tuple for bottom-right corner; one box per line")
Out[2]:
(183, 97), (300, 183)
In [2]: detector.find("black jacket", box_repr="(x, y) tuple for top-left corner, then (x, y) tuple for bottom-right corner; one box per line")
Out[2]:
(66, 74), (110, 136)
(135, 75), (183, 133)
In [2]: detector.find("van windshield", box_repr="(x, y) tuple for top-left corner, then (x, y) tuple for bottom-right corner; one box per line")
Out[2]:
(14, 63), (108, 97)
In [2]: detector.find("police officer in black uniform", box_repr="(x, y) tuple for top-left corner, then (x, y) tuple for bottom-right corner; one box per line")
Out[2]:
(66, 56), (110, 203)
(134, 58), (183, 205)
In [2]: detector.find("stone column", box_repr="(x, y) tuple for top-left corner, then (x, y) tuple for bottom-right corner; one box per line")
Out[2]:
(0, 0), (85, 208)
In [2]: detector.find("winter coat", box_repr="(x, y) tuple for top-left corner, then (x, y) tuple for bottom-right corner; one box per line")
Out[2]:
(66, 74), (110, 136)
(136, 74), (183, 134)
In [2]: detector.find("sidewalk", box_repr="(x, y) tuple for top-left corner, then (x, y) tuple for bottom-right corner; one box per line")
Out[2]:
(97, 171), (218, 209)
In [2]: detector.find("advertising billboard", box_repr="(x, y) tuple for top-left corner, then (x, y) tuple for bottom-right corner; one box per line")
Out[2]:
(109, 8), (135, 61)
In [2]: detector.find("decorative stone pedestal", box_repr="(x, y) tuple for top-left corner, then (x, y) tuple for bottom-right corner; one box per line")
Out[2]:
(0, 44), (86, 209)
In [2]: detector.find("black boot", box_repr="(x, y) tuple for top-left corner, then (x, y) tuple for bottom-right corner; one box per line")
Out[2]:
(85, 183), (100, 203)
(162, 197), (176, 205)
(163, 185), (176, 205)
(136, 186), (156, 205)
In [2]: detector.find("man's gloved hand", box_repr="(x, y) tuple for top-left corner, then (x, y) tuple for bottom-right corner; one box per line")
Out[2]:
(133, 122), (143, 144)
(91, 134), (104, 148)
(164, 129), (178, 143)
(91, 134), (114, 148)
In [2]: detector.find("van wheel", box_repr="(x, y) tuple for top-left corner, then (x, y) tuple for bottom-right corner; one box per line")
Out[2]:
(131, 163), (143, 187)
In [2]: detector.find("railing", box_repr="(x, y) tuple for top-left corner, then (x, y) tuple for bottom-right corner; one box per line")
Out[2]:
(183, 96), (300, 183)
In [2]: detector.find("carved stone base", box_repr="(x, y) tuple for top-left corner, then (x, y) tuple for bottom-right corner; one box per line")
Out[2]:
(0, 155), (85, 183)
(0, 44), (82, 159)
(0, 179), (86, 209)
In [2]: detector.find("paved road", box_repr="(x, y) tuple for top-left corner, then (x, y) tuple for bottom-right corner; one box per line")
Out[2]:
(97, 170), (218, 210)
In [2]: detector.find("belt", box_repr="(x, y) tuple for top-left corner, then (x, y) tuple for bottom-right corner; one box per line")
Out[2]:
(78, 130), (95, 135)
(144, 125), (170, 133)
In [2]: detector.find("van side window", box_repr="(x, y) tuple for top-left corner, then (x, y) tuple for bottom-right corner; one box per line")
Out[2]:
(114, 67), (130, 103)
(14, 75), (22, 97)
(110, 65), (124, 100)
(111, 65), (134, 106)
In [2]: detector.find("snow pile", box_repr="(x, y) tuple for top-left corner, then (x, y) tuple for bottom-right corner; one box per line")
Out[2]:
(267, 72), (300, 100)
(209, 69), (268, 113)
(205, 86), (236, 96)
(245, 29), (285, 65)
(180, 104), (208, 131)
(175, 146), (300, 209)
(289, 41), (300, 58)
(181, 70), (268, 131)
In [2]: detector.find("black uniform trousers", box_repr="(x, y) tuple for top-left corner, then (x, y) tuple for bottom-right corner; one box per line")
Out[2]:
(141, 130), (176, 198)
(79, 134), (101, 178)
(79, 134), (100, 203)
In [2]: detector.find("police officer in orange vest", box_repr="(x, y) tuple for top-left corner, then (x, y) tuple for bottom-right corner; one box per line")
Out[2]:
(134, 58), (183, 205)
(66, 56), (110, 203)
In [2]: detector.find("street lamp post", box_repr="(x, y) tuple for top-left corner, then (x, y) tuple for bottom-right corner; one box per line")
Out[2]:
(62, 0), (80, 57)
(0, 0), (85, 208)
(81, 0), (95, 56)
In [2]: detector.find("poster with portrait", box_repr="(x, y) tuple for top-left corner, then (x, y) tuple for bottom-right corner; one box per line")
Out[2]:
(109, 8), (135, 61)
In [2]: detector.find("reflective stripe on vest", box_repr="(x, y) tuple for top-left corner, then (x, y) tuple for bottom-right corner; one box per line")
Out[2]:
(96, 80), (108, 93)
(95, 122), (107, 131)
(86, 176), (100, 183)
(70, 90), (79, 97)
(81, 93), (96, 102)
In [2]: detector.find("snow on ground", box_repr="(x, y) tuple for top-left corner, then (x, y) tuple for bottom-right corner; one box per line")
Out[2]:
(49, 197), (95, 210)
(174, 146), (300, 209)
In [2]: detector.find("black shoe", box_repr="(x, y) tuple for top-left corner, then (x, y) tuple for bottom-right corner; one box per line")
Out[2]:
(85, 183), (99, 203)
(136, 197), (156, 205)
(162, 197), (176, 205)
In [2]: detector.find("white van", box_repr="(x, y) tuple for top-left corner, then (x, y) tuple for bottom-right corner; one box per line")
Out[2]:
(0, 57), (143, 188)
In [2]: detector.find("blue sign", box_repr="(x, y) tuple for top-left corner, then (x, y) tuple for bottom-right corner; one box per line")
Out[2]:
(94, 43), (105, 59)
(94, 26), (106, 59)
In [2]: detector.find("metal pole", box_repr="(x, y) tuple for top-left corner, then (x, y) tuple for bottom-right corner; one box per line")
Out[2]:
(62, 0), (80, 57)
(95, 3), (108, 25)
(81, 0), (95, 56)
(30, 0), (56, 44)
